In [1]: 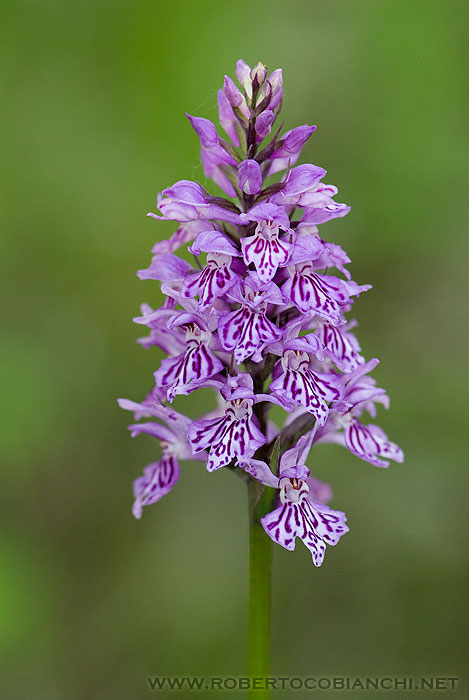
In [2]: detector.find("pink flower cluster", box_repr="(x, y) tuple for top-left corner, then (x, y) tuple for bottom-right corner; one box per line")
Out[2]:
(119, 60), (403, 566)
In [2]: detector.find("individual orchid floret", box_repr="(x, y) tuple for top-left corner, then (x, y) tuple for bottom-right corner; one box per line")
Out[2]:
(262, 472), (349, 566)
(271, 164), (327, 206)
(179, 229), (242, 310)
(342, 417), (404, 468)
(270, 341), (344, 425)
(238, 159), (263, 195)
(281, 260), (351, 325)
(242, 221), (291, 282)
(317, 320), (365, 372)
(239, 202), (293, 283)
(188, 373), (266, 471)
(180, 252), (240, 311)
(268, 125), (316, 175)
(272, 166), (350, 225)
(218, 277), (283, 363)
(255, 110), (275, 139)
(118, 401), (199, 518)
(338, 360), (403, 467)
(153, 313), (224, 402)
(148, 180), (242, 225)
(315, 360), (404, 468)
(245, 434), (348, 566)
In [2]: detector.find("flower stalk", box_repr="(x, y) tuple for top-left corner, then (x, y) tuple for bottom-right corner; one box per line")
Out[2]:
(248, 478), (272, 697)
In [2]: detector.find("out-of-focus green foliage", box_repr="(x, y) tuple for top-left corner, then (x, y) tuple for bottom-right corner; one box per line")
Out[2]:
(1, 1), (468, 698)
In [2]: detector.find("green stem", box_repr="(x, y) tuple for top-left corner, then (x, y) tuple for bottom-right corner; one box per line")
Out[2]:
(247, 479), (274, 698)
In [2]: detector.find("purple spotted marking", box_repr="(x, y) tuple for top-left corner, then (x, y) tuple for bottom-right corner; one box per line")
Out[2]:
(188, 399), (266, 471)
(154, 323), (223, 401)
(261, 475), (348, 566)
(180, 253), (239, 310)
(132, 455), (180, 519)
(319, 322), (364, 372)
(270, 350), (343, 425)
(241, 220), (291, 283)
(282, 262), (349, 325)
(218, 305), (282, 364)
(344, 419), (404, 468)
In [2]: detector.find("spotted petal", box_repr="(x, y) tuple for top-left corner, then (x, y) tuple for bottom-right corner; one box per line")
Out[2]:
(261, 499), (348, 566)
(218, 307), (282, 364)
(303, 500), (349, 546)
(180, 253), (239, 311)
(345, 420), (404, 468)
(241, 230), (291, 282)
(188, 411), (266, 471)
(154, 343), (223, 401)
(132, 456), (180, 519)
(282, 265), (349, 325)
(270, 366), (343, 425)
(319, 322), (364, 372)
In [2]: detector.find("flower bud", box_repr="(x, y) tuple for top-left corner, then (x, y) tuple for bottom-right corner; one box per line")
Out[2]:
(238, 159), (262, 195)
(281, 125), (316, 154)
(250, 62), (267, 87)
(265, 68), (283, 110)
(255, 110), (274, 138)
(236, 59), (252, 98)
(223, 75), (244, 107)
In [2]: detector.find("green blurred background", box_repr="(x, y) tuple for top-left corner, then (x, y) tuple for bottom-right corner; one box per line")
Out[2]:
(1, 0), (468, 698)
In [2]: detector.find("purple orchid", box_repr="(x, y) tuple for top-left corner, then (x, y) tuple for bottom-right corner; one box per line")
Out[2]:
(270, 343), (344, 425)
(244, 433), (348, 566)
(281, 261), (351, 324)
(268, 124), (316, 175)
(238, 159), (263, 195)
(148, 180), (243, 225)
(217, 277), (283, 363)
(339, 361), (404, 467)
(153, 313), (224, 402)
(120, 59), (403, 573)
(188, 374), (266, 471)
(239, 203), (293, 283)
(118, 399), (202, 518)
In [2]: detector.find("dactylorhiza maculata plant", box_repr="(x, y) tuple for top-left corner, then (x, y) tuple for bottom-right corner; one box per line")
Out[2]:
(119, 60), (403, 683)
